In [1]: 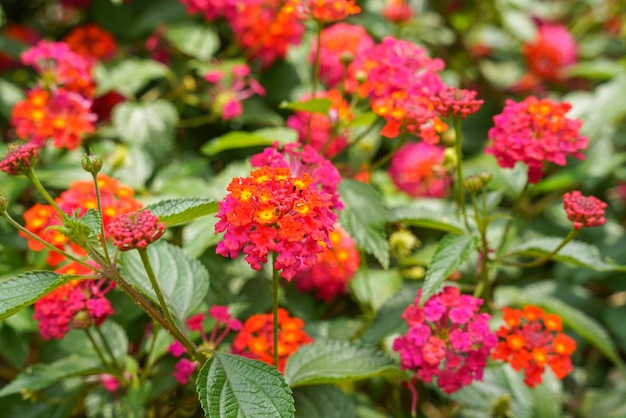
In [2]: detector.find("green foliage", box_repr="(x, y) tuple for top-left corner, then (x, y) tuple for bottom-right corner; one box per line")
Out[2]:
(165, 22), (219, 61)
(293, 385), (355, 418)
(197, 352), (295, 418)
(0, 271), (67, 320)
(146, 197), (218, 227)
(279, 98), (333, 114)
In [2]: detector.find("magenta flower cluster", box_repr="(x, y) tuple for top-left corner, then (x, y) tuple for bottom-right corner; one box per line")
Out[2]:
(107, 210), (165, 251)
(393, 286), (497, 394)
(563, 190), (607, 229)
(0, 142), (41, 176)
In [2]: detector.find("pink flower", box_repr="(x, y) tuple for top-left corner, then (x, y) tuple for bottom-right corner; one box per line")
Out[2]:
(107, 210), (165, 251)
(187, 313), (206, 331)
(204, 63), (265, 120)
(393, 286), (497, 394)
(99, 374), (120, 392)
(382, 0), (413, 23)
(563, 191), (607, 229)
(389, 142), (449, 197)
(180, 0), (238, 21)
(168, 341), (187, 357)
(485, 97), (587, 183)
(434, 87), (483, 120)
(173, 358), (197, 385)
(523, 24), (577, 82)
(0, 142), (41, 176)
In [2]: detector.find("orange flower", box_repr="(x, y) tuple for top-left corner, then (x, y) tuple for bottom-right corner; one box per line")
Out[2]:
(232, 308), (312, 372)
(64, 24), (117, 61)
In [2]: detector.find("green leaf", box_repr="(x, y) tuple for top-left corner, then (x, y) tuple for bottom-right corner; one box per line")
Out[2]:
(64, 209), (103, 240)
(201, 132), (274, 156)
(347, 112), (377, 128)
(197, 352), (295, 418)
(111, 100), (179, 158)
(279, 98), (332, 114)
(361, 281), (421, 344)
(95, 58), (169, 97)
(421, 234), (474, 303)
(0, 355), (100, 397)
(165, 22), (219, 60)
(349, 268), (402, 311)
(284, 340), (399, 387)
(388, 200), (465, 234)
(146, 197), (218, 227)
(0, 79), (24, 120)
(0, 271), (67, 320)
(338, 179), (389, 269)
(120, 241), (209, 323)
(565, 60), (625, 80)
(59, 321), (129, 364)
(507, 237), (625, 272)
(293, 385), (354, 418)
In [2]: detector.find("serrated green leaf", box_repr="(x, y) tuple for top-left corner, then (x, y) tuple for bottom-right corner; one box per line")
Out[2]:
(284, 340), (399, 387)
(165, 22), (219, 60)
(507, 237), (625, 272)
(146, 197), (218, 227)
(421, 234), (474, 303)
(111, 100), (179, 158)
(293, 385), (355, 418)
(388, 200), (465, 234)
(64, 209), (103, 239)
(0, 355), (100, 397)
(361, 282), (421, 344)
(279, 98), (332, 114)
(0, 271), (67, 320)
(338, 179), (389, 269)
(95, 58), (169, 97)
(120, 241), (209, 323)
(197, 352), (295, 418)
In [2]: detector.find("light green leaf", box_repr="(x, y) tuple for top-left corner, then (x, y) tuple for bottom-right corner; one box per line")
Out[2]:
(59, 321), (129, 364)
(120, 241), (209, 323)
(349, 268), (402, 311)
(338, 179), (389, 269)
(0, 79), (24, 120)
(293, 385), (354, 418)
(197, 352), (295, 418)
(284, 340), (399, 387)
(165, 22), (219, 60)
(0, 356), (100, 397)
(64, 209), (103, 240)
(0, 271), (68, 320)
(279, 98), (332, 114)
(201, 132), (274, 156)
(421, 234), (474, 303)
(507, 237), (625, 272)
(95, 58), (169, 97)
(347, 112), (377, 128)
(146, 197), (218, 227)
(388, 200), (465, 234)
(254, 127), (299, 144)
(565, 60), (624, 80)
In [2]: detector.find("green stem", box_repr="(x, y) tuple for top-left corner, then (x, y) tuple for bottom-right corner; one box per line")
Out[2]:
(91, 174), (111, 264)
(26, 169), (64, 216)
(137, 249), (180, 334)
(272, 253), (280, 370)
(1, 211), (96, 271)
(370, 132), (408, 171)
(178, 113), (218, 128)
(495, 182), (529, 255)
(94, 324), (122, 371)
(470, 192), (490, 300)
(84, 328), (113, 371)
(453, 118), (471, 231)
(500, 228), (578, 268)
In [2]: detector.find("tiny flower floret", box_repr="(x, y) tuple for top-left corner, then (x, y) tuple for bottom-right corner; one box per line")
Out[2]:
(393, 286), (497, 394)
(389, 141), (449, 198)
(216, 165), (336, 280)
(563, 190), (607, 229)
(108, 210), (165, 251)
(0, 142), (41, 176)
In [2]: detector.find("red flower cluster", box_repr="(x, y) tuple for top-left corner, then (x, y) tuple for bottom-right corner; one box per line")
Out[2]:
(294, 225), (360, 301)
(311, 23), (374, 88)
(523, 24), (577, 82)
(284, 0), (361, 23)
(64, 23), (118, 61)
(389, 141), (449, 198)
(491, 305), (576, 387)
(0, 142), (41, 176)
(286, 89), (352, 158)
(215, 166), (336, 280)
(563, 190), (607, 229)
(486, 97), (587, 183)
(11, 88), (96, 150)
(382, 0), (413, 23)
(33, 274), (114, 340)
(434, 87), (484, 120)
(107, 210), (165, 251)
(232, 308), (312, 372)
(21, 174), (143, 266)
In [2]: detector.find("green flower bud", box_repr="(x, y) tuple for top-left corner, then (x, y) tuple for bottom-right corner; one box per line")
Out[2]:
(464, 175), (483, 192)
(389, 229), (420, 260)
(479, 170), (492, 186)
(0, 194), (8, 214)
(443, 147), (457, 169)
(402, 266), (426, 280)
(81, 154), (103, 175)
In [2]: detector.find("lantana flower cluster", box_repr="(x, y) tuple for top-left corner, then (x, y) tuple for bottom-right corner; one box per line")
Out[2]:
(393, 287), (497, 394)
(215, 165), (336, 280)
(389, 142), (450, 198)
(491, 305), (576, 387)
(107, 210), (166, 251)
(523, 24), (578, 83)
(486, 96), (587, 183)
(21, 174), (143, 266)
(0, 142), (41, 176)
(232, 308), (312, 372)
(63, 23), (118, 62)
(294, 225), (360, 301)
(204, 63), (265, 120)
(284, 0), (361, 23)
(563, 190), (607, 229)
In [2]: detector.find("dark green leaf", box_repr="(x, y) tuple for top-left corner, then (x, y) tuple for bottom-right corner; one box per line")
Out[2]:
(197, 352), (295, 418)
(507, 237), (625, 272)
(338, 179), (389, 269)
(388, 200), (465, 234)
(284, 340), (399, 387)
(293, 385), (354, 418)
(0, 356), (100, 397)
(165, 22), (219, 60)
(279, 98), (332, 114)
(0, 271), (67, 320)
(421, 234), (474, 303)
(146, 197), (219, 227)
(120, 241), (209, 323)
